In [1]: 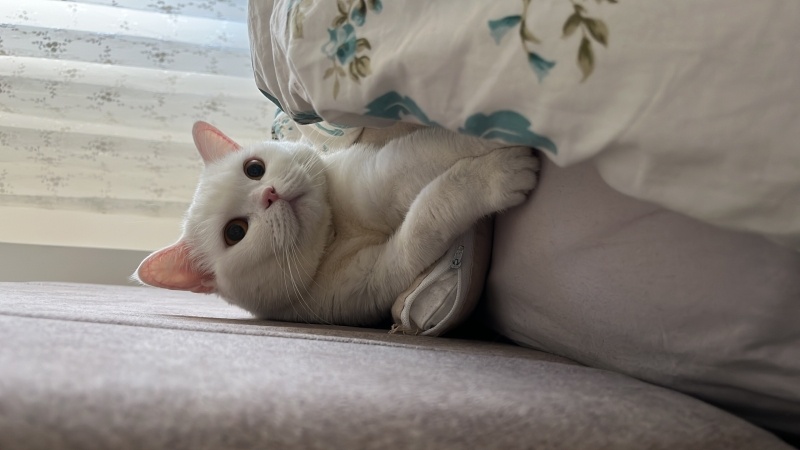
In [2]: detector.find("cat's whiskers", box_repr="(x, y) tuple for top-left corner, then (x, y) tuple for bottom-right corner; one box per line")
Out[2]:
(281, 150), (320, 197)
(286, 241), (331, 325)
(282, 251), (308, 323)
(287, 142), (305, 168)
(283, 248), (318, 325)
(271, 206), (308, 318)
(288, 236), (324, 291)
(272, 233), (304, 321)
(289, 152), (321, 186)
(305, 165), (327, 188)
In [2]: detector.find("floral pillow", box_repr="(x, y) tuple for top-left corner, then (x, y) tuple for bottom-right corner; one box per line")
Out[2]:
(250, 0), (800, 250)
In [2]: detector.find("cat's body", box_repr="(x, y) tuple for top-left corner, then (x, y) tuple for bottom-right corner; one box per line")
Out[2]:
(136, 122), (538, 326)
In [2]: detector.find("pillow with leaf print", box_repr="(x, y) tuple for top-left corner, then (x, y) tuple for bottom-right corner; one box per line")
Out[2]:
(250, 0), (800, 250)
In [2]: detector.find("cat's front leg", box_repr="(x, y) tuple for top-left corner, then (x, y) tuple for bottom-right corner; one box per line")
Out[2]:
(371, 146), (539, 297)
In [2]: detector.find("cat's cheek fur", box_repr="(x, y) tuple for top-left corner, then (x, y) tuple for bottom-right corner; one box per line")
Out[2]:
(213, 255), (308, 321)
(214, 263), (289, 318)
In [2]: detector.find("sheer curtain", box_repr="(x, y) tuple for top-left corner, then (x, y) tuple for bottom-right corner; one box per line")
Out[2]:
(0, 0), (275, 251)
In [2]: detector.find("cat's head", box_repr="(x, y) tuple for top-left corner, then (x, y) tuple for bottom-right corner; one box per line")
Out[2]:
(135, 121), (331, 320)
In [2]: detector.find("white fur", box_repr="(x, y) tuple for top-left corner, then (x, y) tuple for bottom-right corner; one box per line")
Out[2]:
(144, 127), (538, 326)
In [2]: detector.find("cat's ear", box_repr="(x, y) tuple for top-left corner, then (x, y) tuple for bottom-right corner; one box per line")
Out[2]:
(136, 240), (216, 293)
(192, 121), (241, 164)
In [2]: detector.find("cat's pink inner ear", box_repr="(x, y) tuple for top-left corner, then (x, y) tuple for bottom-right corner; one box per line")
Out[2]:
(136, 241), (215, 294)
(192, 121), (242, 164)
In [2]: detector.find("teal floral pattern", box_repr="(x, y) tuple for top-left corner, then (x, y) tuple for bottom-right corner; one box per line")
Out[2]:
(365, 92), (557, 154)
(314, 122), (346, 136)
(458, 111), (557, 154)
(318, 0), (382, 99)
(488, 1), (555, 82)
(489, 0), (617, 82)
(364, 91), (440, 127)
(271, 110), (297, 141)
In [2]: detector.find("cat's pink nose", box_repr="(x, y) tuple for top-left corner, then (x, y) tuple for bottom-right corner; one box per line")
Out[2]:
(261, 186), (280, 208)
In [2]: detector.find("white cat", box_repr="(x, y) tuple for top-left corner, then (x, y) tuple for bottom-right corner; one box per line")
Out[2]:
(136, 122), (538, 326)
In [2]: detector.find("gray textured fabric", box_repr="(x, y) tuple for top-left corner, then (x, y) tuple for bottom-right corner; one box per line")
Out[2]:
(486, 158), (800, 439)
(0, 282), (568, 359)
(0, 282), (791, 449)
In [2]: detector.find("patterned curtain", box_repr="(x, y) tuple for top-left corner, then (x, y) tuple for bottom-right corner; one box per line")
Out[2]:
(0, 1), (274, 232)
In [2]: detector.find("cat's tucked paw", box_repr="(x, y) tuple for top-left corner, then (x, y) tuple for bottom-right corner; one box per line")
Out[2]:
(481, 147), (539, 211)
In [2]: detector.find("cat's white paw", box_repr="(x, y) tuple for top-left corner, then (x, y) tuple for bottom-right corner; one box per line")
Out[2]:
(481, 146), (539, 211)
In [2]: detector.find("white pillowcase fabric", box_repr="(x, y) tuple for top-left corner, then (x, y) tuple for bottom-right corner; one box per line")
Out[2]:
(486, 158), (800, 439)
(248, 0), (800, 249)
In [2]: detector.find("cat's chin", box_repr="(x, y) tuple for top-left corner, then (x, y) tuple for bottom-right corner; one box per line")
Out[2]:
(275, 190), (331, 250)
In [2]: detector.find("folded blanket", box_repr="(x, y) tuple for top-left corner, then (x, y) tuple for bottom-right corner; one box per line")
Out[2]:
(249, 0), (800, 249)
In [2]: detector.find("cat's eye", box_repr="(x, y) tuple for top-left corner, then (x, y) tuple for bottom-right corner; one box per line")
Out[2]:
(223, 218), (248, 246)
(243, 158), (265, 180)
